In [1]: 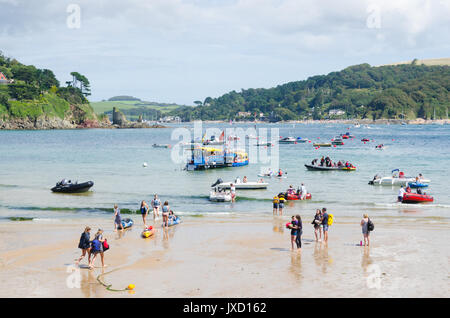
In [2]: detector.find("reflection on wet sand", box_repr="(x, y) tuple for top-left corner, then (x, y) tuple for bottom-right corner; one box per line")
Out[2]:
(80, 267), (99, 298)
(361, 247), (372, 272)
(272, 218), (285, 234)
(289, 252), (302, 281)
(313, 242), (332, 273)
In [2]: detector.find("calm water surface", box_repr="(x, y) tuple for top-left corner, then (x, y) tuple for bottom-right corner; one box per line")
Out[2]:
(0, 123), (449, 223)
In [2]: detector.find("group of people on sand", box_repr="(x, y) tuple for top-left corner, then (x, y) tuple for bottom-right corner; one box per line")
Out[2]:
(286, 207), (373, 252)
(139, 194), (178, 229)
(311, 157), (354, 168)
(76, 227), (107, 269)
(76, 196), (180, 269)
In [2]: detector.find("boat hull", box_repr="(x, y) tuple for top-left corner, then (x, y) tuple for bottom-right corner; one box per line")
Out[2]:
(285, 193), (312, 200)
(304, 164), (355, 171)
(402, 193), (433, 204)
(217, 182), (268, 190)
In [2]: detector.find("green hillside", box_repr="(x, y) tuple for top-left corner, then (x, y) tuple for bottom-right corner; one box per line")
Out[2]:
(91, 99), (186, 121)
(170, 61), (450, 121)
(0, 52), (98, 126)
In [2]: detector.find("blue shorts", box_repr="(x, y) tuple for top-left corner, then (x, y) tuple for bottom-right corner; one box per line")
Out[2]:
(323, 224), (329, 232)
(279, 203), (284, 209)
(273, 203), (278, 209)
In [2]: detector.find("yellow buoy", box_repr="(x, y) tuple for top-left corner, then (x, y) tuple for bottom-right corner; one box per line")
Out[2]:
(128, 284), (135, 290)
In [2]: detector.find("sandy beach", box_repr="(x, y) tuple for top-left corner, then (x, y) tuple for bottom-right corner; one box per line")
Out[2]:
(1, 214), (448, 298)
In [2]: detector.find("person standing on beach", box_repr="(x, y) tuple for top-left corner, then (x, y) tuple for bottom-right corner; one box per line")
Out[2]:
(361, 214), (370, 246)
(290, 216), (298, 250)
(278, 194), (285, 216)
(76, 226), (91, 265)
(295, 215), (303, 252)
(140, 200), (149, 228)
(113, 204), (123, 232)
(89, 229), (106, 269)
(312, 209), (323, 241)
(151, 194), (161, 220)
(230, 183), (236, 202)
(272, 194), (279, 216)
(162, 201), (170, 228)
(321, 208), (329, 243)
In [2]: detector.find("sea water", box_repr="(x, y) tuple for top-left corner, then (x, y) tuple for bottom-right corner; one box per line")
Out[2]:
(0, 123), (449, 223)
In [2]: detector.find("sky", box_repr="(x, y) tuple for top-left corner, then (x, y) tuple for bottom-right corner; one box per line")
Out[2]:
(0, 0), (449, 105)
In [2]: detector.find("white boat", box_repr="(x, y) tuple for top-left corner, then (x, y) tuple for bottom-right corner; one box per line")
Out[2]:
(216, 181), (268, 190)
(370, 176), (430, 186)
(209, 190), (232, 202)
(279, 137), (297, 144)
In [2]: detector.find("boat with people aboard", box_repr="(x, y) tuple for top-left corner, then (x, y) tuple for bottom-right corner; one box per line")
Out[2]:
(211, 177), (268, 190)
(375, 144), (385, 150)
(402, 192), (433, 204)
(186, 146), (249, 171)
(279, 137), (297, 144)
(283, 186), (312, 200)
(305, 157), (356, 171)
(341, 132), (354, 139)
(51, 179), (94, 193)
(369, 170), (430, 186)
(305, 164), (355, 171)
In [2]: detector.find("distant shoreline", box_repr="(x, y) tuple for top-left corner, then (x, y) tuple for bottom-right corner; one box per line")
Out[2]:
(198, 118), (450, 125)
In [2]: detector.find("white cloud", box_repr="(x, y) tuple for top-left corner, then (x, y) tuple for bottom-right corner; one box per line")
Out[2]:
(0, 0), (448, 103)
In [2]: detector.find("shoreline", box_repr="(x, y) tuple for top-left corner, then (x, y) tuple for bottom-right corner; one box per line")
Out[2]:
(1, 118), (449, 130)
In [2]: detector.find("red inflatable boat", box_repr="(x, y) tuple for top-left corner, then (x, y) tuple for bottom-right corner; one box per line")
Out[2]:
(402, 193), (433, 204)
(286, 193), (312, 200)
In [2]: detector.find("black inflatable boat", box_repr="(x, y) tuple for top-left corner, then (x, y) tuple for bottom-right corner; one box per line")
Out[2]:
(51, 180), (94, 193)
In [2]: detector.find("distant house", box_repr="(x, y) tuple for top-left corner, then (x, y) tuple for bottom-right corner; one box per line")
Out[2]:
(329, 109), (346, 116)
(237, 111), (251, 117)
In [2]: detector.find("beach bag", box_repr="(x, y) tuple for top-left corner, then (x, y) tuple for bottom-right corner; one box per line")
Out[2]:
(327, 214), (334, 226)
(368, 219), (374, 232)
(102, 239), (109, 252)
(91, 239), (101, 252)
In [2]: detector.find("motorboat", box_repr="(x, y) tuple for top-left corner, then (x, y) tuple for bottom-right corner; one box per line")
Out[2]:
(51, 180), (94, 193)
(369, 171), (430, 186)
(402, 193), (433, 204)
(313, 143), (332, 147)
(296, 137), (309, 143)
(331, 137), (344, 145)
(305, 164), (356, 171)
(153, 143), (171, 148)
(361, 138), (370, 142)
(209, 188), (232, 202)
(284, 190), (312, 200)
(408, 182), (429, 188)
(256, 142), (272, 147)
(212, 178), (268, 190)
(279, 137), (297, 144)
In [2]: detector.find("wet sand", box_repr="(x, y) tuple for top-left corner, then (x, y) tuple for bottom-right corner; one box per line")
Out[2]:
(0, 215), (448, 297)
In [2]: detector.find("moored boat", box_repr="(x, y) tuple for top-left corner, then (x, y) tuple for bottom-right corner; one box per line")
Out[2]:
(209, 189), (232, 202)
(216, 181), (268, 190)
(51, 180), (94, 193)
(313, 143), (332, 147)
(304, 164), (355, 171)
(153, 143), (171, 148)
(279, 137), (297, 144)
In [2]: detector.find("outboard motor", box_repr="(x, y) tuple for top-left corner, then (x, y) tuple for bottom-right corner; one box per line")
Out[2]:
(211, 178), (223, 187)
